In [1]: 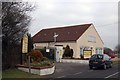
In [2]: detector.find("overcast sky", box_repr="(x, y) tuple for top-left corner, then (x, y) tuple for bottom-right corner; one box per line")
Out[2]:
(23, 0), (119, 50)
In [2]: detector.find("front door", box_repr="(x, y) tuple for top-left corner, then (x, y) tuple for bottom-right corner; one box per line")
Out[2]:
(55, 46), (63, 62)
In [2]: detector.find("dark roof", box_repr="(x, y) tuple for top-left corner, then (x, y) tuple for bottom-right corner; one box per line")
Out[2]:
(33, 23), (92, 43)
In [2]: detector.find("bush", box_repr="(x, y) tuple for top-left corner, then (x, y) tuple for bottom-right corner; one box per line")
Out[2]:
(63, 45), (73, 58)
(37, 47), (55, 60)
(42, 57), (49, 61)
(29, 57), (54, 67)
(28, 50), (43, 63)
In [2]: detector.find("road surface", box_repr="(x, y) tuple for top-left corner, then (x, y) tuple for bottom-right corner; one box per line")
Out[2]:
(41, 62), (119, 79)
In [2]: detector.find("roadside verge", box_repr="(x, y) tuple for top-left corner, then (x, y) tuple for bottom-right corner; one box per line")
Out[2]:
(16, 64), (55, 76)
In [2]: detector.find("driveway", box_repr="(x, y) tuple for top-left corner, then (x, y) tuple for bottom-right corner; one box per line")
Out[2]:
(41, 62), (119, 79)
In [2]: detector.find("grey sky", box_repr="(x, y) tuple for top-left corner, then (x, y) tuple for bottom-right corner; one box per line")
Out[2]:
(23, 0), (118, 50)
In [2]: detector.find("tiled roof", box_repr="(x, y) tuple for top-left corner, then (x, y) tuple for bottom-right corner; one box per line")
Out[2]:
(33, 23), (92, 43)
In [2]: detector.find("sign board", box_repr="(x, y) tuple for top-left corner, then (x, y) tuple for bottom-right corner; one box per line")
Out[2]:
(22, 34), (28, 53)
(83, 50), (92, 58)
(46, 49), (50, 52)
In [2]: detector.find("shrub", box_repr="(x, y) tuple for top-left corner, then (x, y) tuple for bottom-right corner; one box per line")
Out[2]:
(70, 49), (73, 58)
(38, 47), (55, 60)
(28, 50), (43, 63)
(42, 57), (49, 61)
(29, 57), (54, 67)
(63, 45), (74, 58)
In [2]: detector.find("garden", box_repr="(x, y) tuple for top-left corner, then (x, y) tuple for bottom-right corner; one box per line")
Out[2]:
(2, 49), (55, 78)
(24, 49), (54, 67)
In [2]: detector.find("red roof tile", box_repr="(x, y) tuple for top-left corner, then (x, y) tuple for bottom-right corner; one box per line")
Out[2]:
(33, 24), (92, 43)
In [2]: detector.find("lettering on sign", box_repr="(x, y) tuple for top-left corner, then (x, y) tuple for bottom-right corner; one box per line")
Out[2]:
(22, 35), (28, 53)
(83, 50), (92, 58)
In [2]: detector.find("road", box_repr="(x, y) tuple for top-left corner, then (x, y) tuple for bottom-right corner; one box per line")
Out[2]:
(41, 62), (119, 79)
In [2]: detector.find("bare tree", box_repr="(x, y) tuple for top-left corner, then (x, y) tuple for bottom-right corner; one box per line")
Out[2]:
(2, 2), (34, 46)
(114, 44), (120, 54)
(2, 2), (34, 69)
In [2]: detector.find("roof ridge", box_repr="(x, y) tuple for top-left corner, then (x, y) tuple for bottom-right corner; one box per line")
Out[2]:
(43, 23), (92, 30)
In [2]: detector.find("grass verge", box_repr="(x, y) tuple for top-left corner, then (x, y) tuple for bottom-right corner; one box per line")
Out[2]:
(112, 58), (120, 64)
(2, 68), (42, 78)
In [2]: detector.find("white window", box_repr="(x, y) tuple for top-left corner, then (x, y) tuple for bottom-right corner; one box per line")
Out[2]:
(88, 35), (96, 43)
(96, 48), (102, 54)
(80, 47), (84, 55)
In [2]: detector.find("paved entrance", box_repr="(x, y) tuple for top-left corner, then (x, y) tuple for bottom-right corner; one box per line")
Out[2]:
(41, 62), (119, 78)
(41, 62), (88, 78)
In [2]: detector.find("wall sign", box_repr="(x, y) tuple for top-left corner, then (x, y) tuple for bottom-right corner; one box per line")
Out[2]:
(83, 50), (92, 58)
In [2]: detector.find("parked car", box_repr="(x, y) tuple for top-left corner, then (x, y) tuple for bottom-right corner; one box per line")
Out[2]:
(105, 53), (117, 58)
(89, 54), (112, 70)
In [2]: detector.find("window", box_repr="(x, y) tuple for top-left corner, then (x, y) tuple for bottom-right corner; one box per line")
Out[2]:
(99, 48), (102, 54)
(104, 54), (111, 60)
(80, 47), (84, 55)
(88, 35), (96, 43)
(91, 54), (103, 59)
(96, 48), (102, 54)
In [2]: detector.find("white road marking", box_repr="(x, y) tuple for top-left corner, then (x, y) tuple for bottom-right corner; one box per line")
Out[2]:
(57, 72), (82, 78)
(88, 70), (94, 72)
(73, 72), (82, 75)
(57, 76), (66, 78)
(105, 72), (119, 78)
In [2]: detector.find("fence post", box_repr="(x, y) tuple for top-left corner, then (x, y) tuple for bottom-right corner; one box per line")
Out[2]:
(28, 55), (31, 73)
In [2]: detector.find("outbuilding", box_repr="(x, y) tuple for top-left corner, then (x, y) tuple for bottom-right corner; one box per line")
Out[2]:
(33, 23), (104, 59)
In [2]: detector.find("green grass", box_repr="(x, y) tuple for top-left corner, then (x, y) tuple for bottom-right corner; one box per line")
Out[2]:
(2, 68), (42, 78)
(0, 71), (2, 79)
(2, 57), (54, 79)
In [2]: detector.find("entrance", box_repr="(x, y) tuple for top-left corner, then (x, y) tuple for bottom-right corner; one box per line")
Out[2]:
(55, 46), (63, 62)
